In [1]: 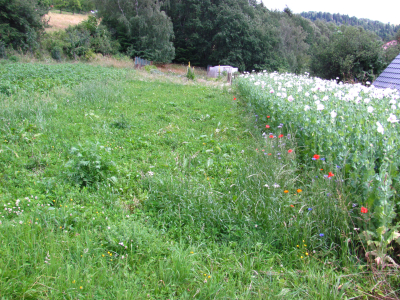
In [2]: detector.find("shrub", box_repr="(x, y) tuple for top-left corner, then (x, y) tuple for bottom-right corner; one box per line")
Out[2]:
(64, 142), (117, 188)
(51, 46), (62, 61)
(0, 41), (6, 58)
(186, 66), (195, 80)
(143, 65), (157, 72)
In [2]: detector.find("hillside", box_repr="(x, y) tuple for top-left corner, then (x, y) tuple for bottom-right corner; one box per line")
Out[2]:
(300, 11), (400, 41)
(43, 11), (89, 33)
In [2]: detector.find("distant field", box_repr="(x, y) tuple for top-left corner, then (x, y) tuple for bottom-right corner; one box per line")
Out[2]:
(44, 11), (89, 33)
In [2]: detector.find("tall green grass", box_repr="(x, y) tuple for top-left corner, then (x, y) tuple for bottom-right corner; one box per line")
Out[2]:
(0, 62), (398, 299)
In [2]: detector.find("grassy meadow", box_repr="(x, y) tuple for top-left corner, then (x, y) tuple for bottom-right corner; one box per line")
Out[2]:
(0, 61), (399, 299)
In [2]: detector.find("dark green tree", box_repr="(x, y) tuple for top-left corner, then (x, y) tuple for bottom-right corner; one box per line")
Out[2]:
(54, 0), (68, 13)
(310, 25), (385, 82)
(69, 0), (81, 14)
(0, 0), (49, 50)
(95, 0), (175, 63)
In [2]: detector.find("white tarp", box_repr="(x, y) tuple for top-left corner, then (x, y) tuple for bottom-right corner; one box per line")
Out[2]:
(207, 65), (238, 78)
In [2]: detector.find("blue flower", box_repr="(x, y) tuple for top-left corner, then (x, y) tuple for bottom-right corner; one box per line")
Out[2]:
(326, 193), (331, 197)
(319, 233), (324, 237)
(320, 158), (325, 161)
(308, 208), (312, 211)
(336, 165), (341, 169)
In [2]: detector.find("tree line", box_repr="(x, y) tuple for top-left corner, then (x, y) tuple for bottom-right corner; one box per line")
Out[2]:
(300, 11), (400, 42)
(1, 0), (400, 83)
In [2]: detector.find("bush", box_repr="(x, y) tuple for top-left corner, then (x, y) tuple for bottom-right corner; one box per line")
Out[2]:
(0, 41), (6, 59)
(51, 46), (62, 61)
(186, 67), (195, 80)
(64, 142), (117, 188)
(143, 65), (157, 72)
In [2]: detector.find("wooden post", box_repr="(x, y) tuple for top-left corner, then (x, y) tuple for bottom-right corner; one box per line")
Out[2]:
(227, 72), (232, 85)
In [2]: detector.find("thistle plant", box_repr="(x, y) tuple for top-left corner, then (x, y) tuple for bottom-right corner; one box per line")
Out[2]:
(64, 142), (117, 188)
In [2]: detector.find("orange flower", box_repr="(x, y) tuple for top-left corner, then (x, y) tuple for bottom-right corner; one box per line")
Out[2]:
(284, 190), (289, 193)
(290, 205), (294, 207)
(297, 189), (302, 193)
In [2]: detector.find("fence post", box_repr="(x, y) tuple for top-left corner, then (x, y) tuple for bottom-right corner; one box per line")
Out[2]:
(227, 72), (232, 84)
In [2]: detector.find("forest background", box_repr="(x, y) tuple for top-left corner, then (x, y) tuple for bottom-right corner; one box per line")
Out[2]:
(1, 0), (400, 83)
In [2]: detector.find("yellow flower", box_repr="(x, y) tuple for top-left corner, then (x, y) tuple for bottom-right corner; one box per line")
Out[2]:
(305, 252), (309, 256)
(80, 286), (83, 289)
(296, 245), (299, 247)
(284, 190), (289, 193)
(190, 251), (194, 254)
(304, 244), (307, 247)
(297, 189), (302, 193)
(301, 256), (303, 259)
(208, 275), (211, 278)
(204, 274), (207, 276)
(102, 254), (105, 257)
(72, 280), (75, 284)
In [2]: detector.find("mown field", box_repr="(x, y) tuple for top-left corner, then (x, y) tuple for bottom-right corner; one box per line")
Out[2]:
(0, 61), (399, 299)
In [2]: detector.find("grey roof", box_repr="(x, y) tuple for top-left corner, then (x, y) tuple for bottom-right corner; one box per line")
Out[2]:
(373, 53), (400, 91)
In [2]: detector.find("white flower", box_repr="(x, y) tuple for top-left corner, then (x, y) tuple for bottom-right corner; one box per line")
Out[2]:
(389, 99), (396, 104)
(264, 184), (269, 188)
(391, 104), (396, 110)
(364, 98), (370, 104)
(366, 81), (371, 85)
(367, 106), (374, 113)
(19, 221), (23, 224)
(387, 113), (399, 123)
(288, 95), (294, 102)
(270, 89), (274, 94)
(304, 105), (310, 111)
(330, 110), (337, 118)
(376, 121), (384, 134)
(305, 92), (310, 97)
(317, 104), (324, 111)
(322, 96), (329, 101)
(273, 183), (280, 188)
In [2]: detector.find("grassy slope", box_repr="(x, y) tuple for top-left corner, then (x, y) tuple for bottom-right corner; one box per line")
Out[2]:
(44, 11), (89, 33)
(0, 61), (398, 299)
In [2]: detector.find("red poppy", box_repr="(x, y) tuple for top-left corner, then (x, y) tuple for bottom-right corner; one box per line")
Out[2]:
(361, 207), (368, 214)
(267, 116), (270, 118)
(278, 134), (284, 138)
(269, 135), (274, 138)
(290, 205), (294, 207)
(233, 97), (236, 100)
(266, 125), (270, 128)
(288, 149), (293, 153)
(328, 172), (334, 178)
(268, 153), (272, 155)
(313, 154), (320, 160)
